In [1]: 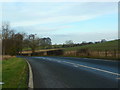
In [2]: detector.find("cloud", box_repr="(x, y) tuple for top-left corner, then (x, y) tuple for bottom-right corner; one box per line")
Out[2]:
(1, 2), (118, 44)
(14, 25), (73, 34)
(51, 30), (118, 44)
(11, 15), (95, 27)
(2, 2), (117, 27)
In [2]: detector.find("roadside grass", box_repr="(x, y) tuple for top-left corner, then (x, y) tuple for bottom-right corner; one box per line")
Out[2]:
(64, 40), (119, 51)
(2, 57), (28, 89)
(22, 47), (31, 51)
(0, 60), (2, 89)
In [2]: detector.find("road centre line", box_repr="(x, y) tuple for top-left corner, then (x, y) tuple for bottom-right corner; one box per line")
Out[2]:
(73, 64), (79, 67)
(76, 64), (120, 76)
(58, 60), (61, 62)
(42, 58), (119, 76)
(55, 60), (120, 76)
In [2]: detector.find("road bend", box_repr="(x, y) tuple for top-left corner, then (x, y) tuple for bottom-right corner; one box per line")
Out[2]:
(25, 56), (120, 88)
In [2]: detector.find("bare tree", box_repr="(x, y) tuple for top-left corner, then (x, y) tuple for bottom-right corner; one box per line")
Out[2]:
(2, 22), (12, 55)
(2, 22), (25, 55)
(25, 34), (40, 53)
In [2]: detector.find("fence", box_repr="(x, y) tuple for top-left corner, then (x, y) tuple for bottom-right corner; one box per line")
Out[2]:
(64, 50), (119, 59)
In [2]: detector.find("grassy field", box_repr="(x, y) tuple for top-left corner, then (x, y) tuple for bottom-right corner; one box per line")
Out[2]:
(22, 46), (49, 51)
(64, 40), (119, 51)
(2, 57), (28, 89)
(21, 39), (119, 60)
(23, 40), (119, 52)
(22, 45), (62, 51)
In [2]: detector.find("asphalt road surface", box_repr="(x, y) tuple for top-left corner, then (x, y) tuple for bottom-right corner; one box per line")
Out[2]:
(25, 56), (120, 88)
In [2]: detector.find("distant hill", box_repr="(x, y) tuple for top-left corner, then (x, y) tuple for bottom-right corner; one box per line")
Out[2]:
(64, 39), (119, 51)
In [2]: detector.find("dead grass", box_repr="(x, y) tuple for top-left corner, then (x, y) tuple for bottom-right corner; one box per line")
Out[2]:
(2, 55), (16, 60)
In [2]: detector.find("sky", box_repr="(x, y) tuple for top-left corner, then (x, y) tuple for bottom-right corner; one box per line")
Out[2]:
(1, 2), (118, 44)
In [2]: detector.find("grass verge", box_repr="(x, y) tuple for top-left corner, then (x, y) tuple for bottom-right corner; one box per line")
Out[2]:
(2, 57), (28, 89)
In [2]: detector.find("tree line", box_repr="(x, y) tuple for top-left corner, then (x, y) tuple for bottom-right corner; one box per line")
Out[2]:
(2, 22), (108, 56)
(53, 39), (107, 48)
(2, 22), (52, 55)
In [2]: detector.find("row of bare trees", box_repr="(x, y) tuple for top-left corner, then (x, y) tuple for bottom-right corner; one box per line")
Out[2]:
(2, 22), (25, 55)
(2, 22), (52, 55)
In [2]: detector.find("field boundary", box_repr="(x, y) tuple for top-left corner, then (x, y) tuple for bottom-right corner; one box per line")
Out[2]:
(25, 59), (34, 89)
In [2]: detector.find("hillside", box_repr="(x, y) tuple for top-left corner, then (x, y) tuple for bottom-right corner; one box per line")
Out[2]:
(64, 39), (119, 51)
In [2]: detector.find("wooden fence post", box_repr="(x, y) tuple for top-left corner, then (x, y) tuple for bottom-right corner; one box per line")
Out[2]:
(105, 50), (107, 57)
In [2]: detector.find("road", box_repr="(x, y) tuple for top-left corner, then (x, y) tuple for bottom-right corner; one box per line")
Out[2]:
(25, 56), (120, 88)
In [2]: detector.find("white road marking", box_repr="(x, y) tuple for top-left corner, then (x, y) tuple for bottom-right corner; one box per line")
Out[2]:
(35, 57), (119, 76)
(57, 61), (61, 63)
(26, 59), (34, 88)
(63, 61), (79, 67)
(76, 64), (120, 76)
(63, 61), (75, 64)
(62, 61), (120, 76)
(73, 64), (79, 67)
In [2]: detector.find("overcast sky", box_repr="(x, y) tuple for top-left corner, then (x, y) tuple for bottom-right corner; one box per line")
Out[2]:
(2, 2), (118, 44)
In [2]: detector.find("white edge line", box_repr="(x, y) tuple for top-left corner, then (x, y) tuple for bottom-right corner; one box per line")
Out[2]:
(25, 59), (34, 88)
